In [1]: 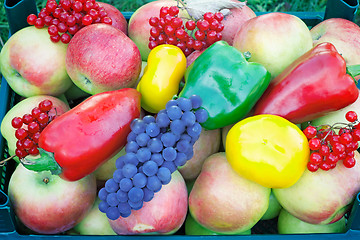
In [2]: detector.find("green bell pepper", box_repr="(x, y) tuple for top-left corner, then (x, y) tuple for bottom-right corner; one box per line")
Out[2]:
(179, 41), (271, 130)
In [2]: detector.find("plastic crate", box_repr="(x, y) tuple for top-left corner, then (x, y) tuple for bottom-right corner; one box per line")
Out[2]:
(1, 0), (360, 239)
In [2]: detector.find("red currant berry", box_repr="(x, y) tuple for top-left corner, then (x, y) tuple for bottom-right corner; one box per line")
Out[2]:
(60, 0), (71, 11)
(53, 7), (63, 18)
(352, 129), (360, 142)
(176, 41), (186, 51)
(307, 162), (319, 172)
(175, 28), (186, 40)
(101, 16), (112, 25)
(329, 134), (340, 145)
(39, 100), (53, 112)
(185, 20), (196, 30)
(183, 47), (193, 57)
(150, 27), (160, 38)
(148, 40), (158, 50)
(66, 15), (76, 27)
(157, 34), (166, 44)
(168, 6), (179, 16)
(44, 15), (53, 26)
(197, 20), (210, 31)
(38, 11), (48, 19)
(216, 32), (222, 41)
(326, 152), (339, 164)
(337, 151), (347, 161)
(339, 127), (351, 135)
(23, 114), (34, 125)
(193, 40), (203, 51)
(166, 36), (177, 45)
(163, 14), (173, 25)
(72, 1), (83, 12)
(83, 0), (94, 12)
(28, 147), (40, 155)
(16, 139), (24, 149)
(37, 112), (50, 124)
(50, 34), (61, 43)
(98, 8), (107, 18)
(164, 25), (175, 36)
(57, 22), (68, 33)
(15, 128), (28, 140)
(149, 16), (159, 27)
(209, 19), (219, 30)
(171, 17), (183, 29)
(11, 117), (23, 129)
(303, 126), (317, 139)
(340, 132), (353, 145)
(46, 0), (58, 13)
(34, 18), (45, 29)
(214, 12), (224, 22)
(32, 132), (41, 143)
(308, 138), (321, 150)
(203, 12), (214, 22)
(31, 107), (42, 119)
(15, 148), (28, 159)
(343, 156), (356, 168)
(346, 110), (358, 122)
(28, 121), (40, 134)
(82, 14), (93, 26)
(194, 30), (205, 41)
(216, 23), (224, 33)
(207, 30), (217, 42)
(27, 14), (37, 25)
(332, 142), (345, 155)
(68, 25), (79, 35)
(159, 6), (169, 18)
(51, 18), (61, 26)
(60, 33), (71, 44)
(23, 138), (34, 150)
(309, 152), (322, 165)
(319, 162), (331, 171)
(89, 9), (99, 19)
(319, 144), (330, 156)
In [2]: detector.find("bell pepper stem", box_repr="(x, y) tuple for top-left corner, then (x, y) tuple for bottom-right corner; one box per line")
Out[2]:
(21, 148), (62, 175)
(347, 64), (360, 84)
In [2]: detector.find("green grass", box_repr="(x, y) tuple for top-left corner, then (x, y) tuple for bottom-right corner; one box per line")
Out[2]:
(0, 0), (358, 48)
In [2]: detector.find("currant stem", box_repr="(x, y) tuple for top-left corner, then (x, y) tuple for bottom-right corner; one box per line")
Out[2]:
(0, 155), (16, 167)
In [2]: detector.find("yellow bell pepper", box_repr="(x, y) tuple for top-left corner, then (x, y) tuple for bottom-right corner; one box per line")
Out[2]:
(225, 114), (310, 189)
(136, 44), (186, 113)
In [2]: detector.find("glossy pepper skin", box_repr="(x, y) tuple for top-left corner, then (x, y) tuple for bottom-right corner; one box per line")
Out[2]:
(179, 41), (271, 130)
(226, 114), (310, 189)
(136, 44), (186, 113)
(23, 88), (141, 181)
(254, 42), (359, 124)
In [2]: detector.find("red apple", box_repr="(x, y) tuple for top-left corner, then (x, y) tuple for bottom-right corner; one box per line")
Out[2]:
(98, 2), (128, 35)
(0, 26), (72, 97)
(189, 152), (270, 234)
(310, 18), (360, 65)
(8, 164), (97, 234)
(66, 24), (142, 95)
(109, 170), (188, 234)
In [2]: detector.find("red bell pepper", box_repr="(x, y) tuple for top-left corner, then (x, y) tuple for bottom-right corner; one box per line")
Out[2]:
(22, 88), (141, 181)
(253, 42), (359, 124)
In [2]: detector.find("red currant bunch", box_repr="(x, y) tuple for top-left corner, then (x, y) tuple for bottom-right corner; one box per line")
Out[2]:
(303, 110), (360, 172)
(27, 0), (112, 44)
(12, 100), (57, 159)
(148, 6), (224, 56)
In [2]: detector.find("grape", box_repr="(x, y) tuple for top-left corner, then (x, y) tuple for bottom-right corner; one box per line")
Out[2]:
(128, 200), (143, 210)
(118, 202), (132, 217)
(127, 131), (137, 142)
(132, 172), (147, 188)
(143, 115), (156, 123)
(186, 148), (194, 160)
(106, 206), (120, 220)
(115, 156), (125, 169)
(147, 138), (163, 153)
(143, 160), (158, 176)
(122, 163), (138, 178)
(157, 167), (171, 185)
(174, 152), (188, 167)
(195, 108), (209, 123)
(119, 178), (133, 192)
(181, 111), (196, 126)
(156, 111), (170, 128)
(105, 178), (119, 193)
(190, 95), (202, 109)
(131, 119), (146, 134)
(126, 141), (139, 153)
(176, 139), (191, 153)
(146, 122), (161, 137)
(136, 132), (150, 147)
(187, 122), (202, 138)
(123, 152), (139, 165)
(116, 189), (129, 203)
(162, 161), (177, 173)
(151, 153), (164, 166)
(161, 132), (177, 147)
(163, 147), (177, 161)
(170, 119), (186, 135)
(180, 134), (192, 142)
(165, 99), (178, 109)
(106, 192), (119, 207)
(136, 147), (152, 163)
(146, 176), (162, 192)
(99, 200), (109, 213)
(143, 188), (155, 202)
(98, 187), (108, 201)
(177, 97), (192, 112)
(167, 105), (182, 120)
(128, 187), (144, 203)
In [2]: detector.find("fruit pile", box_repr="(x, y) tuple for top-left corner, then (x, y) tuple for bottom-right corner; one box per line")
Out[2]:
(303, 111), (360, 172)
(98, 95), (208, 220)
(148, 5), (224, 56)
(27, 0), (112, 43)
(12, 100), (55, 159)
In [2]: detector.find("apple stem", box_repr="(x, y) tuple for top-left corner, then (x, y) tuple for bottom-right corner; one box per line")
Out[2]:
(20, 148), (62, 176)
(0, 154), (16, 167)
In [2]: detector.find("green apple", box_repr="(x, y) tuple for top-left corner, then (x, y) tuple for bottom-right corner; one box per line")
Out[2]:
(261, 190), (282, 220)
(233, 12), (313, 78)
(94, 147), (126, 181)
(278, 209), (346, 234)
(0, 26), (72, 97)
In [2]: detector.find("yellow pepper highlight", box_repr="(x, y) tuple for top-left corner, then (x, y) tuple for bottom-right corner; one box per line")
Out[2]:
(136, 44), (186, 113)
(226, 114), (310, 189)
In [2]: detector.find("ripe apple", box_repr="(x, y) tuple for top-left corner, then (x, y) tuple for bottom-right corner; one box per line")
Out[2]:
(72, 198), (116, 235)
(178, 128), (221, 180)
(310, 18), (360, 66)
(185, 213), (251, 235)
(221, 3), (256, 45)
(109, 170), (188, 234)
(0, 95), (70, 162)
(273, 150), (360, 225)
(189, 152), (270, 234)
(232, 12), (313, 78)
(0, 26), (72, 97)
(8, 164), (97, 234)
(128, 0), (189, 61)
(98, 2), (128, 35)
(221, 123), (234, 150)
(261, 190), (282, 220)
(278, 209), (346, 234)
(65, 24), (142, 95)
